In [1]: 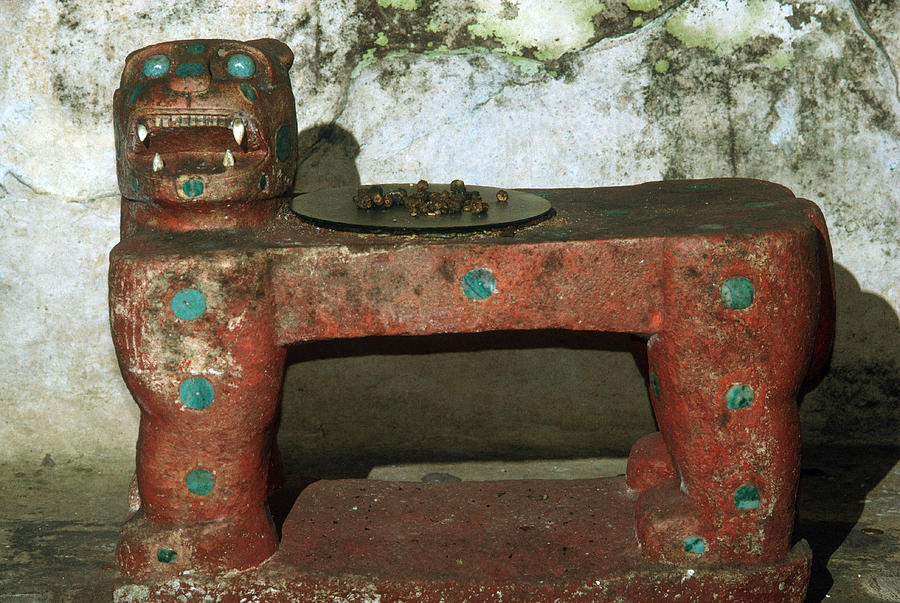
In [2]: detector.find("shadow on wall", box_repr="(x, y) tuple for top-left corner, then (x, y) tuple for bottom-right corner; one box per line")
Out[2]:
(800, 264), (900, 446)
(292, 123), (361, 193)
(798, 263), (900, 602)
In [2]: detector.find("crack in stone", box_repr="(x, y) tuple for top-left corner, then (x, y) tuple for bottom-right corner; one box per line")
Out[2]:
(471, 74), (549, 112)
(847, 0), (900, 102)
(1, 169), (117, 205)
(70, 193), (119, 206)
(2, 170), (46, 198)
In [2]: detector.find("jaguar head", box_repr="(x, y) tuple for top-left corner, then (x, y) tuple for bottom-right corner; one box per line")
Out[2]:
(114, 38), (297, 206)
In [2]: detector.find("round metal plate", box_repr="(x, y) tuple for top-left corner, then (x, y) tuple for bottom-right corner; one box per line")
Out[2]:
(292, 184), (552, 233)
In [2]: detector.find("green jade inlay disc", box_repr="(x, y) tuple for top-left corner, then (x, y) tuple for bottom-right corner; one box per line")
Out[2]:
(726, 383), (754, 410)
(185, 469), (215, 496)
(720, 277), (754, 310)
(227, 53), (256, 77)
(142, 55), (170, 77)
(462, 268), (496, 300)
(179, 377), (214, 410)
(182, 179), (204, 198)
(157, 548), (177, 563)
(171, 288), (206, 320)
(683, 537), (705, 554)
(734, 485), (761, 510)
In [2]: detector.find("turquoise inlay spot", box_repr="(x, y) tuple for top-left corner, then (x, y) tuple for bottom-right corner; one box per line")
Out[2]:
(720, 277), (754, 310)
(227, 53), (256, 77)
(726, 383), (754, 410)
(240, 82), (258, 102)
(185, 43), (206, 55)
(275, 125), (292, 162)
(684, 537), (705, 554)
(127, 82), (147, 105)
(462, 268), (497, 300)
(182, 179), (204, 198)
(175, 62), (205, 77)
(171, 288), (206, 320)
(157, 548), (177, 563)
(698, 223), (725, 230)
(131, 177), (139, 193)
(259, 174), (267, 190)
(185, 468), (215, 496)
(649, 373), (661, 398)
(179, 377), (214, 410)
(685, 182), (711, 191)
(142, 54), (170, 77)
(745, 201), (774, 208)
(735, 485), (761, 510)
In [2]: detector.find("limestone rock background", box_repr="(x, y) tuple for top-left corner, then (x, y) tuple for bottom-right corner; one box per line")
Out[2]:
(0, 0), (897, 467)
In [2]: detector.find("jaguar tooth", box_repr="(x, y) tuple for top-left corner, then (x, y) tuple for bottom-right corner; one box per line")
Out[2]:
(137, 124), (148, 142)
(231, 119), (245, 146)
(152, 153), (164, 172)
(223, 149), (235, 167)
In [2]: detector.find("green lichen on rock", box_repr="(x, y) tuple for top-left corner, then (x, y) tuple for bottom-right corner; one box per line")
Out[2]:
(467, 0), (607, 61)
(348, 0), (681, 81)
(665, 0), (793, 54)
(350, 48), (379, 79)
(506, 55), (544, 76)
(377, 0), (421, 9)
(627, 0), (661, 12)
(423, 44), (491, 57)
(761, 47), (792, 69)
(654, 58), (670, 72)
(384, 49), (410, 60)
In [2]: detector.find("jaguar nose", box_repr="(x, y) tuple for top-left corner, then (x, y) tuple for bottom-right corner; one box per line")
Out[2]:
(169, 61), (210, 93)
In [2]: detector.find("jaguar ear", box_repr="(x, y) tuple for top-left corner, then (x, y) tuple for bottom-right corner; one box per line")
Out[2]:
(248, 38), (293, 70)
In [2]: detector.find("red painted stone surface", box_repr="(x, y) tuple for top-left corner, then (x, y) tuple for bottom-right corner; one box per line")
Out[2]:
(115, 478), (812, 602)
(111, 39), (834, 600)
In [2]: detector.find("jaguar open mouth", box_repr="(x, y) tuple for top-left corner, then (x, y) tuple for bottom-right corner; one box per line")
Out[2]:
(127, 112), (267, 175)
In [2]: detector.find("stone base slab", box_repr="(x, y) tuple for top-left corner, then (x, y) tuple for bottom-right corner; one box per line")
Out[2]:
(115, 476), (811, 602)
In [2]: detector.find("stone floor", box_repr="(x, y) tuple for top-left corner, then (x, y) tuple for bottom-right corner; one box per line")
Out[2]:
(1, 446), (897, 602)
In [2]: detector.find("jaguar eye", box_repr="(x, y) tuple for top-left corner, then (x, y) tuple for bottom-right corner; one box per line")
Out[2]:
(142, 54), (170, 78)
(226, 53), (255, 78)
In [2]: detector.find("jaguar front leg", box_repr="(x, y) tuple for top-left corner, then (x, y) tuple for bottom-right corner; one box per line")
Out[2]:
(111, 251), (285, 578)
